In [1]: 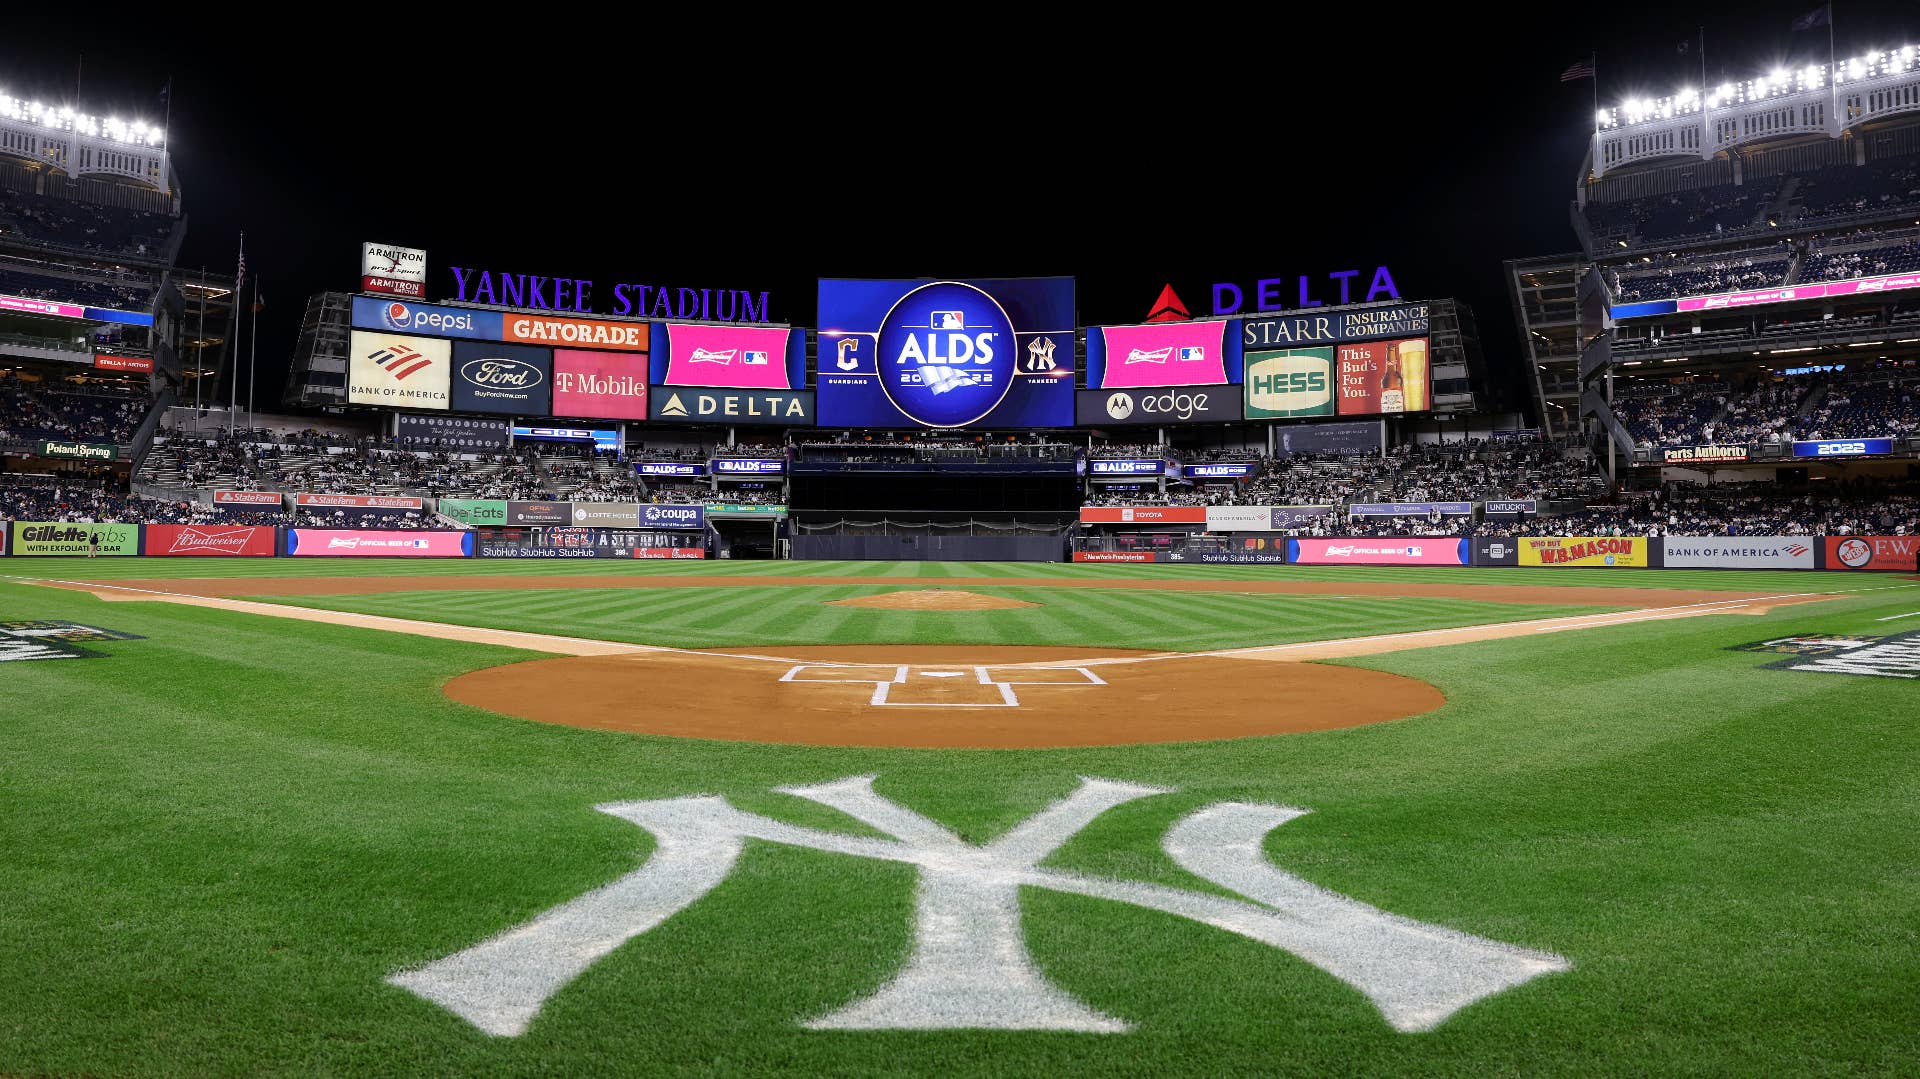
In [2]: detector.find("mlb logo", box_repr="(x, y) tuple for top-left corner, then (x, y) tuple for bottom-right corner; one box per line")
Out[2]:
(1178, 346), (1205, 362)
(410, 539), (429, 549)
(931, 311), (965, 329)
(742, 350), (768, 365)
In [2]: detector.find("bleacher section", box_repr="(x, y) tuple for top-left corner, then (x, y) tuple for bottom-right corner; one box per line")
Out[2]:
(0, 185), (177, 257)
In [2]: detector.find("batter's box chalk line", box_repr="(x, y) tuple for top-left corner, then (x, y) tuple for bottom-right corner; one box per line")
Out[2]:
(778, 664), (1106, 708)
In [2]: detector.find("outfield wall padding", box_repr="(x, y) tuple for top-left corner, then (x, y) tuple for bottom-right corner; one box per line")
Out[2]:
(793, 535), (1064, 562)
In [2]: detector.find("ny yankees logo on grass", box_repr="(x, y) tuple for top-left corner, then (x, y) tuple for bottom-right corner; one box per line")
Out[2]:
(390, 777), (1569, 1036)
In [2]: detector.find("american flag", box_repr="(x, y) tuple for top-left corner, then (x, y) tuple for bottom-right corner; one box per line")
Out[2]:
(1560, 58), (1596, 82)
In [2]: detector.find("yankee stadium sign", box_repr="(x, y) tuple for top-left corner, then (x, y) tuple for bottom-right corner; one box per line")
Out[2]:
(450, 266), (771, 323)
(389, 776), (1568, 1036)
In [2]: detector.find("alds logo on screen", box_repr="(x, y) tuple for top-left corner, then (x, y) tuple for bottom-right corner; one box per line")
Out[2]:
(877, 281), (1017, 428)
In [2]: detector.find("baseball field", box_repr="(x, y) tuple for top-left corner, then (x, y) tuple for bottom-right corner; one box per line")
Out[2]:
(1, 558), (1915, 1076)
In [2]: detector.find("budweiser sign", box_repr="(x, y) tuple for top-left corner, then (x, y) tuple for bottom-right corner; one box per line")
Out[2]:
(295, 494), (425, 510)
(213, 490), (284, 505)
(145, 524), (277, 557)
(167, 527), (262, 554)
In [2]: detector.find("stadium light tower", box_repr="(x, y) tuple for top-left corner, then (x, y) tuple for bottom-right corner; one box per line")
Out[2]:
(0, 81), (174, 193)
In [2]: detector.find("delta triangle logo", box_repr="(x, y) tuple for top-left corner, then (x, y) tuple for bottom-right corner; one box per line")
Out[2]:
(1146, 283), (1191, 323)
(661, 393), (689, 418)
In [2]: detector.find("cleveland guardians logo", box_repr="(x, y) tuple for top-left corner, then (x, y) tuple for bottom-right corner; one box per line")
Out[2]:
(877, 281), (1017, 428)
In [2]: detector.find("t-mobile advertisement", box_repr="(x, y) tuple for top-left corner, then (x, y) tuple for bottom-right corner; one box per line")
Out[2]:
(551, 349), (650, 420)
(1086, 320), (1240, 389)
(654, 324), (802, 390)
(1286, 537), (1468, 566)
(1334, 337), (1430, 415)
(286, 530), (474, 557)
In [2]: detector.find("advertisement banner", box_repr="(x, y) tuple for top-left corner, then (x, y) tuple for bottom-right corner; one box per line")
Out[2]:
(1473, 537), (1521, 566)
(1335, 337), (1430, 415)
(815, 277), (1076, 429)
(638, 461), (706, 476)
(500, 313), (649, 351)
(93, 353), (153, 372)
(1517, 536), (1649, 567)
(1205, 506), (1332, 531)
(551, 349), (649, 421)
(1274, 419), (1386, 458)
(361, 242), (428, 298)
(1287, 538), (1469, 566)
(1663, 445), (1750, 465)
(1482, 500), (1537, 517)
(507, 501), (572, 526)
(212, 490), (283, 506)
(395, 413), (509, 451)
(1078, 506), (1206, 524)
(1824, 535), (1919, 571)
(1663, 537), (1815, 570)
(438, 499), (507, 526)
(285, 529), (473, 557)
(1193, 547), (1290, 564)
(474, 527), (705, 559)
(1241, 302), (1431, 348)
(1087, 319), (1238, 389)
(569, 503), (642, 528)
(511, 426), (618, 452)
(144, 524), (277, 557)
(296, 493), (424, 510)
(1088, 459), (1163, 476)
(350, 296), (502, 340)
(1792, 438), (1894, 458)
(450, 340), (552, 416)
(1348, 502), (1474, 517)
(638, 504), (706, 530)
(348, 330), (451, 409)
(712, 458), (786, 475)
(1072, 551), (1162, 562)
(1, 293), (85, 318)
(657, 323), (800, 390)
(9, 522), (140, 556)
(37, 440), (118, 461)
(650, 387), (813, 425)
(1077, 386), (1242, 425)
(1244, 348), (1335, 419)
(1184, 463), (1256, 479)
(705, 503), (786, 515)
(360, 241), (430, 295)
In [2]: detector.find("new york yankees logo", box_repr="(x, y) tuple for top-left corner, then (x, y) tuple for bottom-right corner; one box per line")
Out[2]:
(390, 777), (1568, 1036)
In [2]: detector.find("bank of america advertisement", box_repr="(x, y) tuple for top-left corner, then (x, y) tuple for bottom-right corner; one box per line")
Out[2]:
(653, 323), (804, 390)
(1086, 319), (1241, 389)
(816, 278), (1076, 428)
(347, 331), (451, 409)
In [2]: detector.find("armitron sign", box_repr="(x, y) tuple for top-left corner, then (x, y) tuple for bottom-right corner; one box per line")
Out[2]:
(362, 242), (427, 298)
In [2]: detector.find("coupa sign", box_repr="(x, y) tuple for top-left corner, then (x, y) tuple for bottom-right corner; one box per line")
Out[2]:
(388, 776), (1568, 1036)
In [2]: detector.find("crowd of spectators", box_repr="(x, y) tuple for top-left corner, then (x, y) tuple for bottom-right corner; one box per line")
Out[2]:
(0, 188), (177, 257)
(1799, 372), (1920, 440)
(0, 377), (149, 447)
(1791, 158), (1920, 220)
(1802, 228), (1920, 282)
(1609, 247), (1791, 304)
(1614, 381), (1731, 449)
(1585, 182), (1776, 244)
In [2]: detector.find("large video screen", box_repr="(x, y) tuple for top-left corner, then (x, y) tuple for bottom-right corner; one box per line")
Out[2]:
(1086, 319), (1241, 389)
(651, 323), (804, 390)
(816, 278), (1075, 428)
(1244, 338), (1430, 418)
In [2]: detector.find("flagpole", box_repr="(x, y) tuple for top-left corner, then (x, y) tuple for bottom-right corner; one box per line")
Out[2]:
(1830, 3), (1840, 132)
(248, 278), (258, 434)
(228, 232), (243, 433)
(194, 265), (205, 433)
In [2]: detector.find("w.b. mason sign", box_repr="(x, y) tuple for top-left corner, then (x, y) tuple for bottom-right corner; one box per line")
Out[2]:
(390, 777), (1567, 1035)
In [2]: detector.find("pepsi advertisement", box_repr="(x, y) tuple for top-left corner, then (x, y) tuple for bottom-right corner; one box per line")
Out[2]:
(351, 296), (504, 340)
(815, 278), (1076, 428)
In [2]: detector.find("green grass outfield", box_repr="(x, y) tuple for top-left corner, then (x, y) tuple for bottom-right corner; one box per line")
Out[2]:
(1, 560), (1917, 1076)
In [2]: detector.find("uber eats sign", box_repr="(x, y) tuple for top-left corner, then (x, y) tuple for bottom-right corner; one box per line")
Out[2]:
(1244, 348), (1334, 419)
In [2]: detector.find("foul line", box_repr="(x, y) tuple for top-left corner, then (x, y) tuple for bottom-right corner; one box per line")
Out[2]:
(7, 575), (1869, 671)
(1876, 610), (1920, 621)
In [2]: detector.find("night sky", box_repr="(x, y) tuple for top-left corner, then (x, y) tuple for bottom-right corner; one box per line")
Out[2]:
(5, 2), (1916, 413)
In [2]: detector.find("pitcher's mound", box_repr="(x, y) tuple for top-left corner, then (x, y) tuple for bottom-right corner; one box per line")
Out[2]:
(829, 589), (1040, 611)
